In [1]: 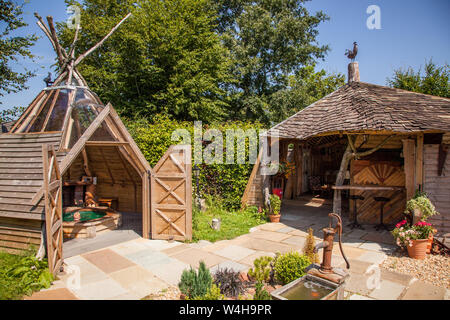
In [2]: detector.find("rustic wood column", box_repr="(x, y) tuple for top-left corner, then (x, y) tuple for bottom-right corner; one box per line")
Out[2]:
(402, 139), (416, 201)
(415, 133), (424, 191)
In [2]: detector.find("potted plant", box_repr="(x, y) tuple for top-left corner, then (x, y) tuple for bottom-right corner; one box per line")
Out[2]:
(392, 220), (435, 260)
(404, 191), (439, 252)
(405, 191), (439, 224)
(268, 194), (281, 223)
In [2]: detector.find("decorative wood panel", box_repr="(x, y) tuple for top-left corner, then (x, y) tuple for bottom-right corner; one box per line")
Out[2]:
(350, 160), (406, 224)
(150, 145), (192, 241)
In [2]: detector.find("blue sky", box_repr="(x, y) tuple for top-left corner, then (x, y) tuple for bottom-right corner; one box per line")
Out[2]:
(1, 0), (449, 111)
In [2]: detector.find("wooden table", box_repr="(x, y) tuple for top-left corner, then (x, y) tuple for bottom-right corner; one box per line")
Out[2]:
(332, 185), (405, 191)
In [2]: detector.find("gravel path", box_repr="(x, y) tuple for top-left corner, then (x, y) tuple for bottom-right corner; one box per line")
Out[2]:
(381, 252), (450, 289)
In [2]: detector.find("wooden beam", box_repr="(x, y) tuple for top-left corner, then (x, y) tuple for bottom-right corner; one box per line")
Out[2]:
(74, 13), (132, 67)
(40, 89), (60, 132)
(415, 133), (424, 190)
(402, 139), (416, 201)
(85, 141), (130, 146)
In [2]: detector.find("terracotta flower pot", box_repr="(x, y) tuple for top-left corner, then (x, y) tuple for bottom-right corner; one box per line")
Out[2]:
(426, 233), (433, 254)
(407, 239), (429, 260)
(269, 214), (280, 223)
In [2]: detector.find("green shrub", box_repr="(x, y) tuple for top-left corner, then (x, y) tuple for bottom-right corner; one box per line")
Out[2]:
(248, 256), (273, 283)
(178, 261), (212, 299)
(405, 190), (439, 221)
(253, 281), (271, 300)
(0, 250), (54, 300)
(302, 228), (320, 264)
(269, 194), (281, 215)
(191, 284), (225, 300)
(273, 251), (311, 285)
(125, 115), (264, 210)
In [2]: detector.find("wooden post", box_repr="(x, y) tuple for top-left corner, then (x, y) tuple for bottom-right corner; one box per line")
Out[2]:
(402, 139), (416, 201)
(348, 62), (360, 83)
(415, 133), (424, 191)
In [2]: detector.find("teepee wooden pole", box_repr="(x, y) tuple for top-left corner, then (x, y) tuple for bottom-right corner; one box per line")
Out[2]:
(74, 13), (131, 67)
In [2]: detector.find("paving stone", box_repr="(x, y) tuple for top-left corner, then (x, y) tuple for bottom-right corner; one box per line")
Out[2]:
(140, 239), (184, 251)
(401, 280), (447, 300)
(276, 226), (298, 234)
(239, 251), (276, 266)
(110, 265), (168, 298)
(125, 248), (172, 269)
(359, 241), (396, 253)
(24, 288), (79, 300)
(82, 249), (136, 274)
(110, 292), (141, 300)
(72, 278), (128, 300)
(344, 273), (373, 296)
(239, 238), (296, 254)
(214, 245), (256, 261)
(162, 243), (191, 256)
(356, 251), (387, 265)
(369, 280), (405, 300)
(149, 259), (190, 286)
(344, 229), (369, 239)
(62, 257), (109, 287)
(349, 294), (375, 300)
(347, 259), (374, 274)
(247, 230), (292, 242)
(171, 248), (228, 269)
(445, 289), (450, 300)
(288, 229), (309, 237)
(210, 260), (250, 274)
(258, 223), (286, 232)
(281, 236), (306, 248)
(332, 245), (366, 260)
(361, 232), (395, 245)
(109, 240), (149, 256)
(188, 240), (213, 249)
(379, 268), (415, 287)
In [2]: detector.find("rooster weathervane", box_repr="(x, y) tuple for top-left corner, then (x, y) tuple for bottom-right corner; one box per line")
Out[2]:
(345, 42), (358, 62)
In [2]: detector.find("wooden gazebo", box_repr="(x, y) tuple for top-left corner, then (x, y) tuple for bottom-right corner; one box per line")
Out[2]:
(243, 62), (450, 235)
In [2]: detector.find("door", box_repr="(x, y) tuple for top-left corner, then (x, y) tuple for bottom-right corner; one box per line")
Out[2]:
(150, 145), (192, 241)
(42, 144), (63, 276)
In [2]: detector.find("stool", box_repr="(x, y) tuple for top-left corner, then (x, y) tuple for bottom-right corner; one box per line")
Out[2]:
(373, 197), (390, 231)
(348, 195), (365, 230)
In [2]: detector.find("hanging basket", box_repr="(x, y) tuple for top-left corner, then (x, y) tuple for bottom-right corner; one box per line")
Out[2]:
(407, 239), (429, 260)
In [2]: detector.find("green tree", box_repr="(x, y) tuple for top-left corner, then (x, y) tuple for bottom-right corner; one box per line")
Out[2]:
(269, 65), (344, 123)
(58, 0), (233, 123)
(387, 59), (449, 98)
(0, 0), (38, 104)
(216, 0), (330, 124)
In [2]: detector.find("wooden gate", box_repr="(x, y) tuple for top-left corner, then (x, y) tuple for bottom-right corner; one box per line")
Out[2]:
(42, 144), (63, 276)
(150, 145), (192, 241)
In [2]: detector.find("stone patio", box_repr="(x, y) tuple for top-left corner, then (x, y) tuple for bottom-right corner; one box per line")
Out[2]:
(26, 199), (449, 300)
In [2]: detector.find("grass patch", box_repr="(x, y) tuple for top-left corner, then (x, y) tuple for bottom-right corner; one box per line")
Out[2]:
(0, 249), (54, 300)
(192, 198), (267, 243)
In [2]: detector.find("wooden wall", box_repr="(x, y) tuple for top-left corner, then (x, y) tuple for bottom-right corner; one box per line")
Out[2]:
(350, 160), (406, 224)
(423, 144), (450, 235)
(63, 146), (143, 213)
(0, 217), (42, 254)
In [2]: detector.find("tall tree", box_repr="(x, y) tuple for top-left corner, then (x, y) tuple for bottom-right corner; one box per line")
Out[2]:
(216, 0), (330, 124)
(269, 65), (344, 124)
(58, 0), (233, 123)
(0, 0), (38, 104)
(387, 59), (449, 98)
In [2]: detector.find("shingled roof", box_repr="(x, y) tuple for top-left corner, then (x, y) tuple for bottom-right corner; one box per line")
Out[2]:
(266, 81), (450, 140)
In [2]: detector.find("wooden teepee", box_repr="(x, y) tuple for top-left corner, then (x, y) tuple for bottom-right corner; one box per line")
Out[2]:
(9, 12), (131, 137)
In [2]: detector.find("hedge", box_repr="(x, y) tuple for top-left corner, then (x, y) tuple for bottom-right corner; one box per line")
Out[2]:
(124, 114), (264, 210)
